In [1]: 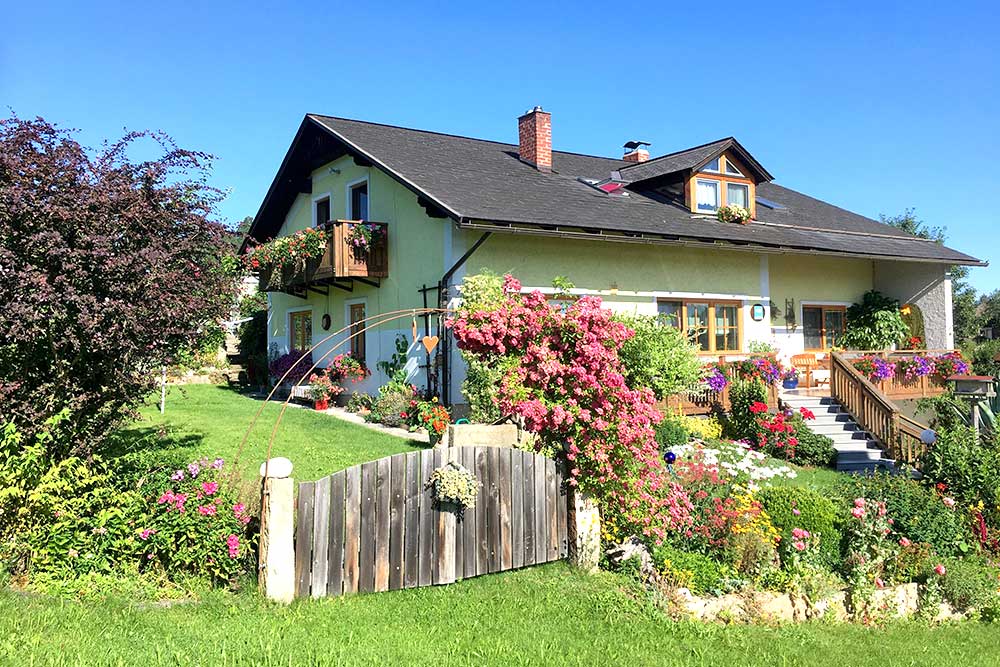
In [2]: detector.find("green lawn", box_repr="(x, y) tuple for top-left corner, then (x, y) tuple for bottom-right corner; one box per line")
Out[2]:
(5, 563), (999, 666)
(118, 384), (424, 482)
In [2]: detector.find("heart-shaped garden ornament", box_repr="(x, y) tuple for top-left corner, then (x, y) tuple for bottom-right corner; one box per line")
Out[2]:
(422, 335), (440, 353)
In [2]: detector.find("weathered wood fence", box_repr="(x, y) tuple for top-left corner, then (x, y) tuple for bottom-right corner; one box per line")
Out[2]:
(294, 446), (568, 598)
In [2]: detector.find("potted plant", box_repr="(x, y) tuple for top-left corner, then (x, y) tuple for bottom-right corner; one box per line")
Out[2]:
(307, 371), (341, 410)
(781, 368), (800, 389)
(346, 222), (384, 257)
(717, 205), (752, 225)
(408, 397), (452, 446)
(327, 353), (369, 405)
(427, 461), (480, 515)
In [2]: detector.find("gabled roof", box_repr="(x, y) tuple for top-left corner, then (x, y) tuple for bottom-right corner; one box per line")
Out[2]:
(246, 115), (984, 266)
(616, 137), (774, 184)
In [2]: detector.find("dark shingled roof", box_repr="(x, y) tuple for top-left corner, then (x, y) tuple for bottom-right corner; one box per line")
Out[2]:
(248, 115), (984, 266)
(616, 137), (773, 183)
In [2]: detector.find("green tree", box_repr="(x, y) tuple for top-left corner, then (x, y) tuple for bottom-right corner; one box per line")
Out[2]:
(880, 209), (980, 343)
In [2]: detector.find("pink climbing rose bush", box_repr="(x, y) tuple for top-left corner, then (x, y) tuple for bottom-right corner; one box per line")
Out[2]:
(449, 274), (692, 542)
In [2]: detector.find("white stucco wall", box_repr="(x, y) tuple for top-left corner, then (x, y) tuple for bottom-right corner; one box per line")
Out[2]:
(873, 261), (953, 349)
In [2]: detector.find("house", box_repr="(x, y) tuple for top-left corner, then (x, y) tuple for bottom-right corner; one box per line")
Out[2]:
(245, 107), (984, 408)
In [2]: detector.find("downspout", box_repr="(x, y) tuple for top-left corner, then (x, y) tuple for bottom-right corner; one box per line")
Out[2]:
(438, 230), (492, 406)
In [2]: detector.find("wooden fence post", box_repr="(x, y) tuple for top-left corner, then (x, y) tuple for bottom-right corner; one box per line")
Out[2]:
(259, 458), (296, 604)
(566, 486), (600, 573)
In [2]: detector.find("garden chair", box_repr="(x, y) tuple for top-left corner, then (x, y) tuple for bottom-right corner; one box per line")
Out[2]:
(791, 353), (819, 388)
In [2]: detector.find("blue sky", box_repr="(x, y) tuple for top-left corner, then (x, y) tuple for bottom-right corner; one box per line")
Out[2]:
(4, 1), (998, 291)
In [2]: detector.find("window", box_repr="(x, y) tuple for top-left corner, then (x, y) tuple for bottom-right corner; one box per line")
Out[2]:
(696, 179), (719, 212)
(350, 182), (369, 220)
(657, 300), (682, 328)
(659, 299), (741, 353)
(701, 157), (721, 173)
(724, 159), (744, 176)
(289, 311), (312, 351)
(349, 302), (366, 363)
(314, 197), (330, 227)
(802, 305), (846, 350)
(727, 182), (749, 209)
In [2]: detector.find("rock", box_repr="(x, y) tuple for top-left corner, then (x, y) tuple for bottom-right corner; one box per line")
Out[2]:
(260, 457), (293, 479)
(605, 536), (654, 577)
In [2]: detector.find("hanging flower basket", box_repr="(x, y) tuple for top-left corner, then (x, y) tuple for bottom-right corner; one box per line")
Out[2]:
(717, 205), (752, 225)
(242, 227), (328, 288)
(427, 461), (480, 514)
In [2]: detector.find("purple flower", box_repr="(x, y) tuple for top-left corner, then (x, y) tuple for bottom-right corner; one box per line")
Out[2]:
(171, 469), (185, 482)
(704, 366), (728, 392)
(210, 458), (224, 470)
(187, 462), (201, 478)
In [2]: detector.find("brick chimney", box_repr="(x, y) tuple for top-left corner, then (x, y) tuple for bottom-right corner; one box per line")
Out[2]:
(623, 148), (649, 163)
(518, 106), (552, 172)
(622, 141), (651, 163)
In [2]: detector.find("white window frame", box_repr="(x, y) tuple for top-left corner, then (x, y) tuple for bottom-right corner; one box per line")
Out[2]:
(700, 157), (721, 173)
(726, 182), (750, 209)
(695, 179), (720, 212)
(311, 192), (333, 227)
(345, 176), (370, 221)
(724, 156), (745, 176)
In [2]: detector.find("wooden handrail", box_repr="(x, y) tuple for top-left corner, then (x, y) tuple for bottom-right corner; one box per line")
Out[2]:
(829, 352), (928, 468)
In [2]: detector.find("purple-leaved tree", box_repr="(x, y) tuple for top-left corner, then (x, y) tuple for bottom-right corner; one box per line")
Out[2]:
(0, 116), (240, 456)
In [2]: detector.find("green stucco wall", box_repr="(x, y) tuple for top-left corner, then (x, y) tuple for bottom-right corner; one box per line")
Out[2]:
(769, 254), (873, 310)
(463, 232), (763, 297)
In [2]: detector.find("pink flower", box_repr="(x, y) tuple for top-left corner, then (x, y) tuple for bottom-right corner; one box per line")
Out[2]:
(934, 564), (947, 577)
(791, 527), (811, 540)
(197, 504), (217, 516)
(792, 508), (801, 516)
(792, 540), (806, 551)
(854, 498), (866, 508)
(943, 497), (956, 508)
(139, 528), (156, 540)
(899, 537), (912, 547)
(201, 481), (219, 496)
(226, 533), (240, 558)
(875, 578), (885, 589)
(851, 506), (866, 519)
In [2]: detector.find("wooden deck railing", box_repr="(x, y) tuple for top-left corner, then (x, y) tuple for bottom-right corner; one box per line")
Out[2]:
(830, 352), (928, 467)
(837, 349), (955, 400)
(259, 220), (388, 293)
(663, 382), (779, 417)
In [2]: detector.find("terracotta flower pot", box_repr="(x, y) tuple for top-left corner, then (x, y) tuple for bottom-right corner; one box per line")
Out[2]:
(314, 398), (329, 411)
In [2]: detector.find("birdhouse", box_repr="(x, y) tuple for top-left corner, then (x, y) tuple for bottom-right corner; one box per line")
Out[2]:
(949, 375), (996, 398)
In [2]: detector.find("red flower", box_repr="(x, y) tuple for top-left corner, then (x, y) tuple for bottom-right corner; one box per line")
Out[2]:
(749, 402), (768, 414)
(799, 407), (815, 420)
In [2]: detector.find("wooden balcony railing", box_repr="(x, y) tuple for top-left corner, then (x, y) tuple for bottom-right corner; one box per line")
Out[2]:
(259, 220), (388, 292)
(663, 382), (780, 417)
(830, 351), (928, 467)
(836, 349), (955, 400)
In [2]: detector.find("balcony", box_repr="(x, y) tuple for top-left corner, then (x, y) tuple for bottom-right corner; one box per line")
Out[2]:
(259, 220), (388, 295)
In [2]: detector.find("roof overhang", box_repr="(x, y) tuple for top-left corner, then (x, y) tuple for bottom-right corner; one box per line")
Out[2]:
(244, 115), (463, 250)
(455, 218), (988, 267)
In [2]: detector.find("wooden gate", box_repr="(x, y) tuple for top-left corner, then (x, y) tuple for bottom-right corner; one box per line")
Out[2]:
(294, 446), (568, 598)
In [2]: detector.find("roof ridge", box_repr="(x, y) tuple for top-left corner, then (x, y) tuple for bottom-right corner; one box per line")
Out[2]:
(618, 136), (733, 172)
(307, 113), (626, 162)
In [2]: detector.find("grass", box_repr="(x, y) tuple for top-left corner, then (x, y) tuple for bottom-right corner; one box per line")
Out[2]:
(5, 563), (1000, 666)
(115, 384), (424, 482)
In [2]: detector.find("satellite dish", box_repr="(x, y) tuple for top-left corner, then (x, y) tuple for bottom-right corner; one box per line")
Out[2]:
(920, 429), (937, 445)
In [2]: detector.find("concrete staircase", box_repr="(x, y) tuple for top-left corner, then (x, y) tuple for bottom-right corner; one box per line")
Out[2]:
(780, 392), (896, 474)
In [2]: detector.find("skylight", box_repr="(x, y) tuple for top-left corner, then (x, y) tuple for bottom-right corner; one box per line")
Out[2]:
(755, 196), (787, 210)
(578, 177), (630, 197)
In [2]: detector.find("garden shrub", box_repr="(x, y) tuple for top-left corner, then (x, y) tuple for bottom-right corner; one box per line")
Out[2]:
(726, 379), (768, 440)
(367, 370), (417, 428)
(757, 486), (841, 568)
(937, 557), (1000, 613)
(788, 416), (837, 468)
(837, 471), (972, 557)
(654, 416), (691, 450)
(842, 290), (909, 350)
(970, 339), (1000, 378)
(652, 545), (733, 595)
(345, 392), (374, 413)
(268, 350), (313, 385)
(462, 357), (504, 424)
(0, 116), (241, 455)
(614, 313), (703, 399)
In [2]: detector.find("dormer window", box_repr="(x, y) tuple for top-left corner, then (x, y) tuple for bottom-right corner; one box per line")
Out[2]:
(696, 179), (720, 212)
(727, 183), (749, 209)
(701, 157), (721, 173)
(725, 161), (744, 176)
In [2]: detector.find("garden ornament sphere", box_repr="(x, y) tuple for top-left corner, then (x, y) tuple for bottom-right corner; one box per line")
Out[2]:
(260, 457), (294, 478)
(664, 451), (677, 464)
(920, 429), (937, 446)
